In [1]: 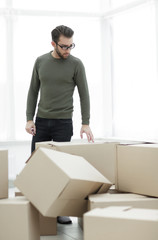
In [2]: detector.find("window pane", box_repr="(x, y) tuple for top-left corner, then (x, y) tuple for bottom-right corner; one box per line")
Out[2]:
(13, 16), (103, 140)
(0, 17), (7, 140)
(112, 4), (158, 140)
(13, 0), (101, 12)
(111, 0), (138, 8)
(0, 0), (5, 7)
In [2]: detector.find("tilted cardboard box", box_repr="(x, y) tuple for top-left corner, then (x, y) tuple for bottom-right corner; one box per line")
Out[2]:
(116, 144), (158, 197)
(0, 149), (8, 199)
(39, 214), (57, 236)
(0, 196), (40, 240)
(14, 147), (112, 217)
(84, 206), (158, 240)
(36, 140), (117, 183)
(88, 192), (158, 210)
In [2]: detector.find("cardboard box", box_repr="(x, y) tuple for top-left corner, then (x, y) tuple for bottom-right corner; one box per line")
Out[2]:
(0, 149), (8, 199)
(14, 147), (111, 217)
(0, 196), (40, 240)
(39, 214), (57, 236)
(36, 140), (117, 183)
(88, 192), (158, 210)
(79, 187), (124, 231)
(84, 206), (158, 240)
(15, 190), (57, 236)
(116, 144), (158, 197)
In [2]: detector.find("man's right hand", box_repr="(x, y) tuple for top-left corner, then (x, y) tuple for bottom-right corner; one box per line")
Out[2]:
(25, 120), (36, 136)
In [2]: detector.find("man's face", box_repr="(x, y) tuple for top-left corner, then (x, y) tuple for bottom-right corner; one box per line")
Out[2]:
(55, 35), (73, 59)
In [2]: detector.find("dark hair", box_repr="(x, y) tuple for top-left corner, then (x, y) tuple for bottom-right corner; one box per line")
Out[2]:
(51, 25), (74, 43)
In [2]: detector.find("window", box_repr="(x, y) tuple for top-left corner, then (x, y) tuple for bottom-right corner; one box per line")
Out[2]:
(0, 17), (8, 139)
(1, 0), (158, 142)
(1, 1), (105, 141)
(112, 2), (158, 140)
(0, 1), (5, 7)
(13, 0), (101, 12)
(111, 0), (139, 8)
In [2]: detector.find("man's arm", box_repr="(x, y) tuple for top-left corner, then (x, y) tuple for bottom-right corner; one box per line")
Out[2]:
(75, 59), (94, 142)
(26, 59), (40, 134)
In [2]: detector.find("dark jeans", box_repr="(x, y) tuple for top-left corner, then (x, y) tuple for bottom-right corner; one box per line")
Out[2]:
(31, 117), (73, 153)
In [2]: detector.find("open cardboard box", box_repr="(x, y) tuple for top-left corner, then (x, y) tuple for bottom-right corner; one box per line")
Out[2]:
(14, 147), (112, 217)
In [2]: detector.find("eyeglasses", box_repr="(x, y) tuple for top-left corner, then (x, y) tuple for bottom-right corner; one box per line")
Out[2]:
(56, 42), (75, 50)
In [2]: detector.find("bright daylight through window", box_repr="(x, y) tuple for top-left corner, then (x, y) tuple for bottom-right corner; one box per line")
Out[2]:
(0, 0), (158, 142)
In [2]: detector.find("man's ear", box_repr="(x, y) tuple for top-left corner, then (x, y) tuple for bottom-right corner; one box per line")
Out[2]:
(51, 41), (56, 47)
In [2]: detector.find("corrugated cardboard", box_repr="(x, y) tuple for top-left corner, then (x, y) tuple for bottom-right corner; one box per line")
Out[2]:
(0, 196), (40, 240)
(116, 144), (158, 197)
(84, 206), (158, 240)
(0, 149), (8, 199)
(35, 140), (117, 183)
(15, 190), (57, 236)
(39, 214), (57, 236)
(88, 192), (158, 210)
(14, 147), (112, 217)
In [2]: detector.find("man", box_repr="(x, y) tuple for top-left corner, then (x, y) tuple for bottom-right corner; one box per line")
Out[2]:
(25, 25), (94, 224)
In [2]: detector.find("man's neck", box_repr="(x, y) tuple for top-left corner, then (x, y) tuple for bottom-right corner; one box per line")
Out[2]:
(51, 51), (60, 59)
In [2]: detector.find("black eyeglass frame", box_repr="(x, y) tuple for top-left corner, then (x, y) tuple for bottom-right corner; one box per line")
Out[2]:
(55, 42), (75, 50)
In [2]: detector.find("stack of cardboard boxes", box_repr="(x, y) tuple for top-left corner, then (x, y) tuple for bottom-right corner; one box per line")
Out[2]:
(1, 140), (158, 239)
(0, 141), (112, 240)
(14, 147), (111, 217)
(0, 149), (41, 240)
(15, 190), (57, 237)
(34, 141), (158, 239)
(84, 142), (158, 240)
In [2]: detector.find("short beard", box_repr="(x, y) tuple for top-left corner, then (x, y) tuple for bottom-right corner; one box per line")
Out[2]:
(56, 47), (64, 59)
(55, 46), (69, 60)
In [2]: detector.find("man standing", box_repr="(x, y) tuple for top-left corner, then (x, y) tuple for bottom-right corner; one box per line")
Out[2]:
(25, 25), (94, 224)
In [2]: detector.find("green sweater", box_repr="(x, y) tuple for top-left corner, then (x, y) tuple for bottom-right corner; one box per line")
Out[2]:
(26, 52), (90, 125)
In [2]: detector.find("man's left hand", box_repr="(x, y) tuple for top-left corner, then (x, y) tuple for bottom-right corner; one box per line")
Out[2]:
(80, 125), (94, 142)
